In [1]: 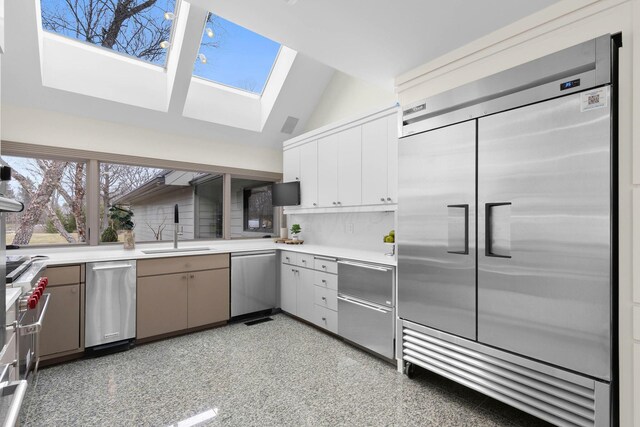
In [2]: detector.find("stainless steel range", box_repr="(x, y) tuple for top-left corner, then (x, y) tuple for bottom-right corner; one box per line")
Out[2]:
(9, 258), (50, 379)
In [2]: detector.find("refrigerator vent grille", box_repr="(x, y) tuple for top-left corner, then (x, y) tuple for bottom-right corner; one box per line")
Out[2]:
(402, 327), (598, 427)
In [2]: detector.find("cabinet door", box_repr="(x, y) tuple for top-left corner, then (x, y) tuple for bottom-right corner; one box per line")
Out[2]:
(362, 118), (389, 205)
(40, 284), (81, 356)
(188, 269), (229, 328)
(137, 273), (188, 339)
(283, 147), (300, 182)
(338, 126), (362, 206)
(299, 141), (318, 208)
(317, 133), (339, 207)
(296, 269), (315, 322)
(280, 265), (297, 315)
(387, 114), (398, 203)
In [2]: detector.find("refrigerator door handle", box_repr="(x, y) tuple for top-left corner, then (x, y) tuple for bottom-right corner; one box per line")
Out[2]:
(485, 202), (512, 258)
(447, 204), (469, 254)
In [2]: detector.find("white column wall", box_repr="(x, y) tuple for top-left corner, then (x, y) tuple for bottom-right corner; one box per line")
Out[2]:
(395, 0), (638, 425)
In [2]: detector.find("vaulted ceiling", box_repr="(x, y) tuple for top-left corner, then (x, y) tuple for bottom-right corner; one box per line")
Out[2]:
(1, 0), (561, 150)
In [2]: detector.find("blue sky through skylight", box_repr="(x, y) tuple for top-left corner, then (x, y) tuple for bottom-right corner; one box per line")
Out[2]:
(193, 14), (281, 95)
(40, 0), (177, 66)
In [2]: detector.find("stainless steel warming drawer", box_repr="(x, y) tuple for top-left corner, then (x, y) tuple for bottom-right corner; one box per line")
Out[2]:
(337, 260), (394, 359)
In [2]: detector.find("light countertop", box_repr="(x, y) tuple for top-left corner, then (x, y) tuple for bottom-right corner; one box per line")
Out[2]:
(10, 240), (396, 267)
(6, 287), (21, 312)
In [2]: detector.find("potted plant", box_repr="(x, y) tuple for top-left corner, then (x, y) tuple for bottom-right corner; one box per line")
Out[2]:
(290, 224), (302, 241)
(109, 205), (135, 249)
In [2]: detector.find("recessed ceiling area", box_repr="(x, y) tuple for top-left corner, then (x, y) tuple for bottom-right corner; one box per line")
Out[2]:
(187, 0), (562, 88)
(1, 0), (564, 152)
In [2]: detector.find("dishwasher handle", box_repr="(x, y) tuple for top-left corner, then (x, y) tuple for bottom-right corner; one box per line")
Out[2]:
(338, 260), (392, 272)
(338, 295), (391, 313)
(231, 252), (275, 259)
(92, 264), (134, 271)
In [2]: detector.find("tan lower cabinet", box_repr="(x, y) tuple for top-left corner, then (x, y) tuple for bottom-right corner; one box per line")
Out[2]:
(187, 269), (229, 328)
(137, 273), (189, 339)
(137, 254), (230, 341)
(40, 265), (84, 361)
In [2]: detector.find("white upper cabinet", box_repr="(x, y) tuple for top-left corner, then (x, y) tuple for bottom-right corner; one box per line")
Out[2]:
(337, 126), (362, 206)
(361, 115), (398, 205)
(282, 107), (398, 213)
(387, 114), (398, 203)
(362, 117), (389, 205)
(317, 133), (339, 207)
(299, 141), (318, 208)
(283, 147), (300, 182)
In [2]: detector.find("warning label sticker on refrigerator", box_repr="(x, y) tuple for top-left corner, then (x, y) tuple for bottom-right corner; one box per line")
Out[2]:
(580, 88), (607, 112)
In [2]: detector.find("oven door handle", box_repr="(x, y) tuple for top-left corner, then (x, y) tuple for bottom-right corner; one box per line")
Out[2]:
(19, 293), (50, 336)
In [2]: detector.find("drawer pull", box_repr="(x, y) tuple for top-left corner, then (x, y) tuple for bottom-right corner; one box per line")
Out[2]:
(322, 317), (326, 321)
(321, 280), (327, 284)
(321, 296), (326, 301)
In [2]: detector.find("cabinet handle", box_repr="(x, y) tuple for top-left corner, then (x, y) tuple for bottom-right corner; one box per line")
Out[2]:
(301, 260), (306, 263)
(313, 203), (317, 206)
(322, 265), (326, 269)
(190, 274), (195, 279)
(321, 279), (327, 284)
(296, 177), (299, 180)
(387, 197), (392, 202)
(321, 296), (327, 301)
(380, 198), (385, 202)
(332, 202), (336, 205)
(322, 317), (326, 321)
(182, 275), (187, 280)
(337, 201), (341, 205)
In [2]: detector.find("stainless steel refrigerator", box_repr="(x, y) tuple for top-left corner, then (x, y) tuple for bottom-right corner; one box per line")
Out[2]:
(397, 34), (616, 426)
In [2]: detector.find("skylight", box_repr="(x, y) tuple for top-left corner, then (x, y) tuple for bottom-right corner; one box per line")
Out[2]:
(193, 14), (281, 95)
(40, 0), (178, 67)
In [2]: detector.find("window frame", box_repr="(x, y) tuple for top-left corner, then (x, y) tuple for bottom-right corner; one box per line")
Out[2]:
(1, 142), (282, 247)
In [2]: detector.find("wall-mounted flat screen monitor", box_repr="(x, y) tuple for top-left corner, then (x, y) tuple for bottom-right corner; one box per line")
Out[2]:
(272, 181), (300, 206)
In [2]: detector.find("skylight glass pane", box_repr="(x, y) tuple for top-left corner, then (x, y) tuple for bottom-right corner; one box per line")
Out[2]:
(40, 0), (178, 66)
(193, 14), (281, 94)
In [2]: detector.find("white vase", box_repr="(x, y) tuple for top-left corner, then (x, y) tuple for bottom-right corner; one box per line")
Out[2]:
(123, 230), (135, 250)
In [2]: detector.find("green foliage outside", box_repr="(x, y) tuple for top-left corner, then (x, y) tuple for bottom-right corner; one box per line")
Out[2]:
(100, 227), (119, 242)
(45, 208), (78, 234)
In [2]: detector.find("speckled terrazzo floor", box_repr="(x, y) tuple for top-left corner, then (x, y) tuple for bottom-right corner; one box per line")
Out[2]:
(20, 314), (552, 426)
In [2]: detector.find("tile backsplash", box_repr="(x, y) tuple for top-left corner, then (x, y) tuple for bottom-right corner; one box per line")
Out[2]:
(286, 211), (395, 253)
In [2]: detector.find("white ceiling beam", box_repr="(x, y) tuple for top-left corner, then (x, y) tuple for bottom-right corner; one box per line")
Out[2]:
(166, 1), (209, 114)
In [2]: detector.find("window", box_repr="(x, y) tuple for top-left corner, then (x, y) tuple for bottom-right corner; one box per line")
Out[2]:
(1, 146), (278, 246)
(1, 155), (87, 246)
(243, 185), (273, 233)
(99, 162), (164, 243)
(40, 0), (179, 66)
(192, 13), (281, 94)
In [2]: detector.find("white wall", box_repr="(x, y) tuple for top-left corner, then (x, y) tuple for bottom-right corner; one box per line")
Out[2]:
(304, 71), (397, 132)
(395, 0), (638, 425)
(287, 212), (395, 254)
(1, 105), (282, 174)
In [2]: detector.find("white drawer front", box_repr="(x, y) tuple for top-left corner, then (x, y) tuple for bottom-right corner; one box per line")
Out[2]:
(281, 251), (298, 266)
(314, 286), (337, 311)
(314, 305), (337, 334)
(314, 258), (337, 274)
(298, 253), (315, 269)
(314, 271), (337, 291)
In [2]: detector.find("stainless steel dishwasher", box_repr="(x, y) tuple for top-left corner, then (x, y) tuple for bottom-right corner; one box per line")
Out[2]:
(337, 260), (395, 359)
(231, 251), (276, 317)
(86, 260), (137, 348)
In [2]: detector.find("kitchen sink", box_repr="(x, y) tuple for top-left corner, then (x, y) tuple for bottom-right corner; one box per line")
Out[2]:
(141, 247), (212, 255)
